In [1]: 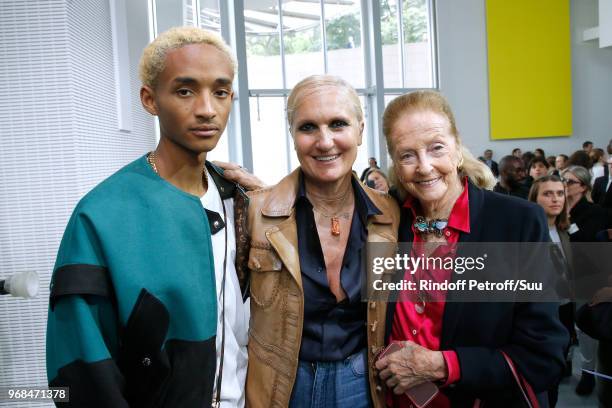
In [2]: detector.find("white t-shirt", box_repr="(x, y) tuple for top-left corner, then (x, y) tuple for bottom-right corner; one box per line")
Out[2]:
(200, 170), (249, 408)
(591, 163), (604, 185)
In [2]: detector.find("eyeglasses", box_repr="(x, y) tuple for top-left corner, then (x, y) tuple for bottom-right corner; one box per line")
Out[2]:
(563, 179), (582, 186)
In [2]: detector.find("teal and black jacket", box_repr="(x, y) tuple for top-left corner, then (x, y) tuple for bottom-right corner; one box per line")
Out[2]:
(46, 155), (249, 407)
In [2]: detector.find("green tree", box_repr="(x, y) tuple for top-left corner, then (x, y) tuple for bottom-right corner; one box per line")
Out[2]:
(325, 13), (361, 50)
(403, 0), (428, 43)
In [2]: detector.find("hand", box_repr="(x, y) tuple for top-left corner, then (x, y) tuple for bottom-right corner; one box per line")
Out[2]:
(375, 341), (447, 394)
(212, 161), (266, 191)
(590, 286), (612, 306)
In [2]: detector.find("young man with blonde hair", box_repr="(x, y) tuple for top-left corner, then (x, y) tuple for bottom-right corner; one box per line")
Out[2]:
(46, 27), (254, 407)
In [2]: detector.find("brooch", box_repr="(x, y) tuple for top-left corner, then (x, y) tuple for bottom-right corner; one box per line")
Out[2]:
(413, 216), (448, 237)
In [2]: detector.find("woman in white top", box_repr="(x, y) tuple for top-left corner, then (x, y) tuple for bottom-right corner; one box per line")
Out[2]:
(590, 148), (607, 185)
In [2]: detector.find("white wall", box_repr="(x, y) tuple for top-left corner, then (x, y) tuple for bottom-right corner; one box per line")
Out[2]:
(436, 0), (612, 161)
(0, 1), (154, 404)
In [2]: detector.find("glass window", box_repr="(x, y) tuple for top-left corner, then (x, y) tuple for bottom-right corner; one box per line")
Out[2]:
(381, 0), (435, 89)
(179, 0), (438, 183)
(250, 97), (289, 185)
(198, 0), (221, 32)
(402, 0), (434, 88)
(282, 17), (324, 88)
(155, 0), (187, 34)
(246, 31), (284, 89)
(155, 0), (220, 33)
(381, 0), (402, 88)
(325, 1), (365, 88)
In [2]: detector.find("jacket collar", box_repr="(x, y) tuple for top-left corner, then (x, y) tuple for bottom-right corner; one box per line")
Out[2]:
(262, 168), (301, 217)
(205, 161), (247, 200)
(262, 168), (393, 224)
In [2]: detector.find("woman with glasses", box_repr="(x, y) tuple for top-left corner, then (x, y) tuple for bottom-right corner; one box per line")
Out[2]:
(561, 166), (609, 243)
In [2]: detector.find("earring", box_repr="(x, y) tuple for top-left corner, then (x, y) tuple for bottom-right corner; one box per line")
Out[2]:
(457, 156), (464, 171)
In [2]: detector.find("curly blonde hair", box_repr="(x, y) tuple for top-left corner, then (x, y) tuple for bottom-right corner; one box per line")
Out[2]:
(383, 90), (496, 200)
(139, 26), (237, 88)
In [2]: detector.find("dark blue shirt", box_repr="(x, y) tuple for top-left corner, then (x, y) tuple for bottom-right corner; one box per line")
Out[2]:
(295, 173), (381, 361)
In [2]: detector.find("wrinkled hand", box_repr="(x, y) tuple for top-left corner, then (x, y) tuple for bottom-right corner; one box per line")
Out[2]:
(590, 286), (612, 306)
(212, 161), (266, 191)
(375, 341), (447, 395)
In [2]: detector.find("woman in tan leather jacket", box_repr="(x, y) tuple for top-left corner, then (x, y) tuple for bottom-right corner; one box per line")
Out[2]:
(245, 75), (399, 408)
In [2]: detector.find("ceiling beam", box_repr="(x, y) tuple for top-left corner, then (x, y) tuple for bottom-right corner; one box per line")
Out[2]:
(292, 0), (355, 5)
(259, 8), (320, 20)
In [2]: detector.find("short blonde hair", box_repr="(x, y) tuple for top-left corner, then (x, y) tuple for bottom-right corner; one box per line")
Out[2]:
(286, 75), (363, 134)
(139, 26), (237, 88)
(383, 90), (496, 199)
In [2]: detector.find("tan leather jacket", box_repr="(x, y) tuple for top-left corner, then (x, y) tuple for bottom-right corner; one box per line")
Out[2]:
(245, 169), (399, 408)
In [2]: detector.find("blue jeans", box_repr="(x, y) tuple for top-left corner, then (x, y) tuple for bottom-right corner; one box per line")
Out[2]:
(289, 348), (373, 408)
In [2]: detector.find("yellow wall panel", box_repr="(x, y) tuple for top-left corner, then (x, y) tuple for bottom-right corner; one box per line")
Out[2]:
(486, 0), (572, 139)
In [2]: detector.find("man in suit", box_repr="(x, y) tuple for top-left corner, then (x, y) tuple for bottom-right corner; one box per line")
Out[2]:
(479, 149), (499, 177)
(592, 156), (612, 208)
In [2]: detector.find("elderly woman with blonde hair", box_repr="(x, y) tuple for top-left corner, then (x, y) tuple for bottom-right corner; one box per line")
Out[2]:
(245, 75), (399, 408)
(375, 90), (568, 406)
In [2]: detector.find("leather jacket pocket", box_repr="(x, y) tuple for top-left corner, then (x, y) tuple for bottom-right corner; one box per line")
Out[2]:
(248, 247), (282, 308)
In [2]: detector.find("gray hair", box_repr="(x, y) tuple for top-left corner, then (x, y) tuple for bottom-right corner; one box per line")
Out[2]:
(561, 165), (592, 197)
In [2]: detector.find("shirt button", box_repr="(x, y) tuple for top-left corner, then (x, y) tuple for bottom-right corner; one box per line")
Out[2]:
(370, 301), (376, 309)
(445, 230), (451, 237)
(213, 220), (220, 228)
(142, 357), (152, 367)
(412, 329), (417, 335)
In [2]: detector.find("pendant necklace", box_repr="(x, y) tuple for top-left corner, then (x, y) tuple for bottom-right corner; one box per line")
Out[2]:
(310, 189), (353, 236)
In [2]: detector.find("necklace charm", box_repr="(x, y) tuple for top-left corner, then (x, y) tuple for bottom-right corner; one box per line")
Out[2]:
(310, 186), (352, 237)
(415, 291), (427, 314)
(331, 217), (341, 236)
